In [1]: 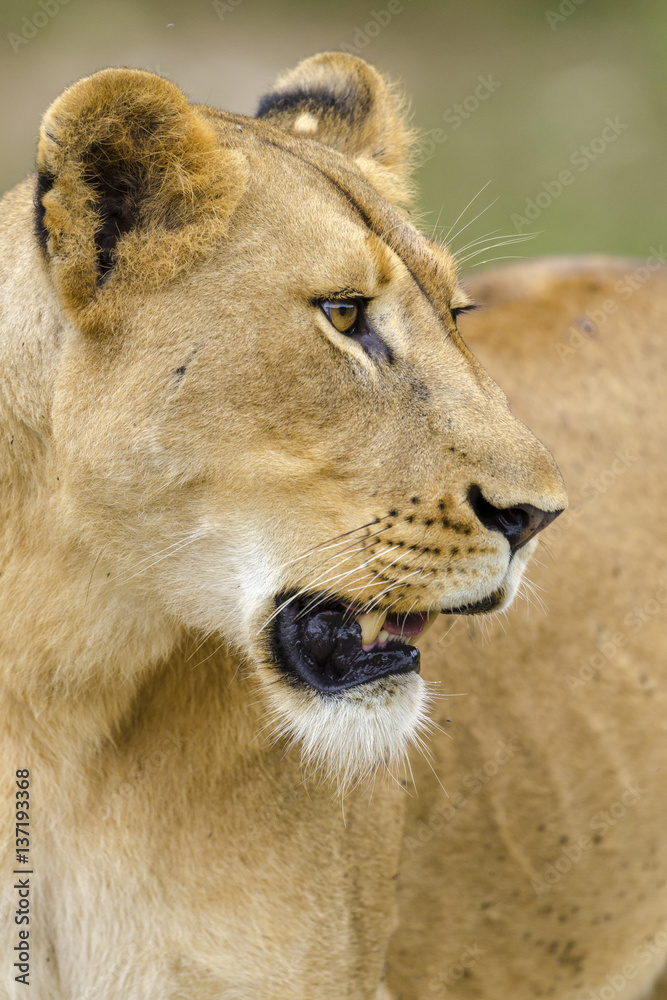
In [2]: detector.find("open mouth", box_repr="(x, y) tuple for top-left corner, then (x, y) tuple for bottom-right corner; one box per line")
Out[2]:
(270, 588), (506, 694)
(271, 593), (442, 694)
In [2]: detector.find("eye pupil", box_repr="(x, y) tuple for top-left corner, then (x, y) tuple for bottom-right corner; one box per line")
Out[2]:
(322, 300), (359, 334)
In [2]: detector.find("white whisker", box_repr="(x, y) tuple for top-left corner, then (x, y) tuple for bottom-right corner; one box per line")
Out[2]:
(442, 180), (492, 243)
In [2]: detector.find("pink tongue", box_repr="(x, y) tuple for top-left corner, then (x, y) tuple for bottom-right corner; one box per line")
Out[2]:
(383, 612), (429, 637)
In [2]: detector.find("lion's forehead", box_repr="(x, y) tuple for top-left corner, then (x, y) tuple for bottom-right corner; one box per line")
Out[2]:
(205, 108), (464, 316)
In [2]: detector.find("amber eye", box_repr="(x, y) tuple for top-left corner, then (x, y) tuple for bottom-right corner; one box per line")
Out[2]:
(321, 300), (359, 335)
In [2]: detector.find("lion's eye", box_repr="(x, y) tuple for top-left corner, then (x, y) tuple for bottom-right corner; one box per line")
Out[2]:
(321, 300), (359, 335)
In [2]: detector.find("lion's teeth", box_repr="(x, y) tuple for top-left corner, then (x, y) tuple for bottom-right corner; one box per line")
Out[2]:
(377, 629), (390, 645)
(406, 611), (440, 647)
(421, 611), (440, 636)
(356, 610), (388, 646)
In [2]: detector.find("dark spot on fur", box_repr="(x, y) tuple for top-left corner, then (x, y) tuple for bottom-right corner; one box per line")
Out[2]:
(410, 496), (420, 504)
(406, 515), (414, 523)
(450, 546), (459, 556)
(574, 315), (598, 338)
(441, 517), (451, 528)
(409, 379), (430, 404)
(438, 500), (446, 511)
(173, 365), (187, 385)
(433, 547), (440, 555)
(388, 509), (398, 517)
(467, 546), (477, 554)
(424, 518), (434, 527)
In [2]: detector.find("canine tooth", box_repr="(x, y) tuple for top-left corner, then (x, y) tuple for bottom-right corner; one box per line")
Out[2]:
(420, 610), (440, 636)
(356, 610), (387, 646)
(408, 611), (441, 648)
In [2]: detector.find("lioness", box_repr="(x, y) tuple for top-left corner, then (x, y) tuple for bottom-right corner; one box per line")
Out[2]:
(0, 53), (661, 999)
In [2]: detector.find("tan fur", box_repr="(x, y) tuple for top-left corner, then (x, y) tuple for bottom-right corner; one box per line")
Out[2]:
(6, 53), (652, 999)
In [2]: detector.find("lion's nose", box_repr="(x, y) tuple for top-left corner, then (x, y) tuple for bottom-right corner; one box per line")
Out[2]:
(467, 485), (563, 553)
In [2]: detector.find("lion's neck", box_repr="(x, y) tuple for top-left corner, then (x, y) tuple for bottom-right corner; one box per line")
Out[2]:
(0, 183), (178, 743)
(1, 631), (249, 764)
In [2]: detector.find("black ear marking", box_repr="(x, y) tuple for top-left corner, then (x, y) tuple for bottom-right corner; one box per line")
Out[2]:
(82, 142), (142, 285)
(91, 191), (135, 285)
(256, 85), (370, 124)
(34, 171), (55, 250)
(35, 153), (139, 280)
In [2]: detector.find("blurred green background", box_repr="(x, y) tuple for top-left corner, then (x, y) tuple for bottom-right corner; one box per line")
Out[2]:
(1, 0), (664, 265)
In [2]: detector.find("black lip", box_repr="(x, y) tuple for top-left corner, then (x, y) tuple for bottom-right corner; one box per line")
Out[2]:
(271, 594), (420, 694)
(442, 590), (504, 615)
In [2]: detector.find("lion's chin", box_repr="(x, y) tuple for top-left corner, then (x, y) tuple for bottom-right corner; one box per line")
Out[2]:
(252, 542), (540, 790)
(260, 669), (430, 793)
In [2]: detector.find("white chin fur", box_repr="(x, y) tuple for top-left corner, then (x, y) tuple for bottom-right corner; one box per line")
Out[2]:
(496, 536), (538, 610)
(261, 671), (430, 793)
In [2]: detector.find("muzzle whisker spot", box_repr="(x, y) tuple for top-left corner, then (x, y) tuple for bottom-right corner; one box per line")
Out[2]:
(274, 515), (407, 575)
(285, 520), (404, 589)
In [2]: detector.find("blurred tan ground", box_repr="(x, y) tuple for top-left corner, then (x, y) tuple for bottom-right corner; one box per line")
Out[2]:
(1, 0), (664, 261)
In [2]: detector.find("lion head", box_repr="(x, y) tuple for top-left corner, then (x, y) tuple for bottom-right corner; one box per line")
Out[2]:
(30, 54), (566, 786)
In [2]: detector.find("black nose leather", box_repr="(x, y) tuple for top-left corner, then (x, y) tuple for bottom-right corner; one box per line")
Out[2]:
(468, 485), (563, 553)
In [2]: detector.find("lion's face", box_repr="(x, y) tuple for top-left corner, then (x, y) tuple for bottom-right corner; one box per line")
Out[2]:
(37, 55), (566, 784)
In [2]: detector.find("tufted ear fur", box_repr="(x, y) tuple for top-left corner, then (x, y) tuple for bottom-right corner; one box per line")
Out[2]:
(36, 68), (248, 330)
(256, 52), (416, 206)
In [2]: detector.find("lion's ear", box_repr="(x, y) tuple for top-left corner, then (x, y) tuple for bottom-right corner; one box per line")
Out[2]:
(256, 52), (416, 205)
(36, 69), (248, 328)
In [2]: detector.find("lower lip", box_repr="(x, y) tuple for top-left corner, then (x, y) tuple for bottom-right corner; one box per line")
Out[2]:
(273, 596), (421, 693)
